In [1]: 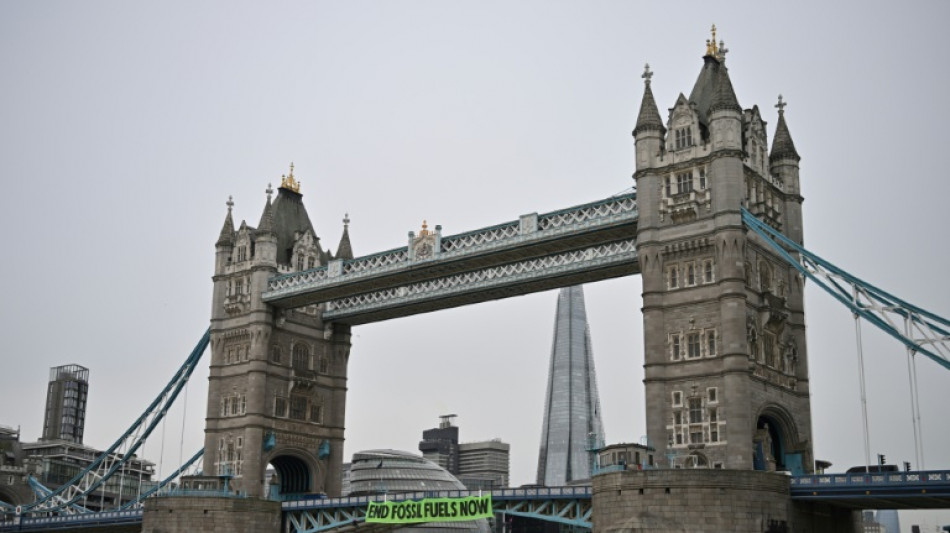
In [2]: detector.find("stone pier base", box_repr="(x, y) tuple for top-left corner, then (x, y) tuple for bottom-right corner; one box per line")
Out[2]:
(142, 496), (281, 533)
(592, 469), (858, 533)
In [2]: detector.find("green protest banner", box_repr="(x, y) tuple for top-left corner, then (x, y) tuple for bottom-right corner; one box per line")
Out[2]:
(365, 494), (493, 524)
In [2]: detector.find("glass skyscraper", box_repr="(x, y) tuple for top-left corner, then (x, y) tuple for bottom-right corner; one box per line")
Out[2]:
(536, 285), (605, 486)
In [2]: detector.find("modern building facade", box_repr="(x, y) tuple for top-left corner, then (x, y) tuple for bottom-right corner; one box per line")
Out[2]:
(536, 285), (605, 486)
(457, 440), (509, 490)
(206, 167), (353, 498)
(418, 414), (460, 474)
(633, 28), (813, 472)
(41, 365), (89, 444)
(418, 416), (510, 491)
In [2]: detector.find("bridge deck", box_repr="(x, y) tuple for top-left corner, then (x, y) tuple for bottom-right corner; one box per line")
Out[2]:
(262, 193), (639, 323)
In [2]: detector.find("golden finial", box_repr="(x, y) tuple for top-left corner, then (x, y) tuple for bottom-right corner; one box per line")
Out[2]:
(280, 162), (301, 193)
(706, 24), (719, 56)
(419, 220), (430, 237)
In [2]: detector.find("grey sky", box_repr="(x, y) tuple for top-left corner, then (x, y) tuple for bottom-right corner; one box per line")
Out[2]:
(1, 1), (949, 528)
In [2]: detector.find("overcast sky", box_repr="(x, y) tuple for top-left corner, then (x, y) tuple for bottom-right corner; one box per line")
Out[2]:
(2, 1), (949, 529)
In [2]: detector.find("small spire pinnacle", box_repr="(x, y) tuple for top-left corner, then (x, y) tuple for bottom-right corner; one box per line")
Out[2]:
(419, 220), (430, 237)
(705, 24), (719, 56)
(266, 183), (273, 201)
(343, 213), (350, 228)
(280, 162), (301, 193)
(776, 94), (787, 115)
(642, 63), (653, 86)
(718, 40), (728, 62)
(226, 195), (234, 211)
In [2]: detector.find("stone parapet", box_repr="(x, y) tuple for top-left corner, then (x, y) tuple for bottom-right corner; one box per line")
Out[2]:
(142, 496), (280, 533)
(592, 469), (793, 532)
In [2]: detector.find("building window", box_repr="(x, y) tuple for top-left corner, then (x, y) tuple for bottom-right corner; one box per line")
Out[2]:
(671, 334), (682, 361)
(292, 344), (310, 371)
(686, 263), (696, 286)
(319, 356), (329, 374)
(690, 430), (704, 445)
(309, 404), (323, 424)
(296, 255), (305, 271)
(271, 346), (281, 364)
(710, 425), (719, 443)
(687, 333), (701, 359)
(307, 256), (316, 270)
(674, 127), (692, 149)
(703, 260), (714, 283)
(672, 391), (683, 407)
(668, 266), (679, 289)
(664, 175), (672, 197)
(706, 330), (717, 356)
(764, 333), (776, 367)
(289, 395), (308, 420)
(698, 167), (707, 189)
(673, 411), (682, 425)
(675, 431), (683, 445)
(688, 398), (703, 424)
(275, 396), (288, 418)
(708, 407), (718, 423)
(676, 171), (692, 194)
(237, 246), (247, 262)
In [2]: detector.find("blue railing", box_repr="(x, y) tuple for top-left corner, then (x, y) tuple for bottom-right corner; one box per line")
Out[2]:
(791, 470), (950, 489)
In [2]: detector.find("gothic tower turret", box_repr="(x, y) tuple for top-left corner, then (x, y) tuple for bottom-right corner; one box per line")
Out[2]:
(634, 27), (814, 473)
(205, 164), (351, 498)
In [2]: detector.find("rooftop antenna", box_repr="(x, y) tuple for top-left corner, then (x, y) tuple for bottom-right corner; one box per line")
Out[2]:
(439, 414), (458, 429)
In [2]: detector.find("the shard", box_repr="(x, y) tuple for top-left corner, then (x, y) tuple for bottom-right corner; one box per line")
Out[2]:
(536, 285), (605, 486)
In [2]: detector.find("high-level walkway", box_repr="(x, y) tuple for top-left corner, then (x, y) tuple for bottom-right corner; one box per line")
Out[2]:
(263, 192), (638, 324)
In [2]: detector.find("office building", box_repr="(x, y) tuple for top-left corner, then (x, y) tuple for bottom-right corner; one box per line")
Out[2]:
(536, 286), (605, 486)
(41, 365), (89, 444)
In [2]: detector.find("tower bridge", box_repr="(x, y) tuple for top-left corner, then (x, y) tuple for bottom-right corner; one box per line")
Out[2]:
(4, 26), (950, 533)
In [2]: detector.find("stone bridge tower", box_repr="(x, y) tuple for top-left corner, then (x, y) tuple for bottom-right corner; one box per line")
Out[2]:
(633, 29), (813, 473)
(205, 165), (354, 498)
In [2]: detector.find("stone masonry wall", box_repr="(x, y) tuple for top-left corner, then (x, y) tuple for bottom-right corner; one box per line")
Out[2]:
(592, 469), (793, 533)
(142, 496), (280, 533)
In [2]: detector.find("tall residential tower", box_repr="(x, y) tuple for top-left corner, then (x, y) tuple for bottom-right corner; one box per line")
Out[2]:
(536, 285), (605, 486)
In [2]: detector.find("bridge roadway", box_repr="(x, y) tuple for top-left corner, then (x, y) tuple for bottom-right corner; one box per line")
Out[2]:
(262, 192), (639, 324)
(4, 471), (949, 532)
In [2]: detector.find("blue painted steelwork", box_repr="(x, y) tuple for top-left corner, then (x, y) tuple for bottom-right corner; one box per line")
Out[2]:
(10, 330), (211, 517)
(0, 509), (143, 532)
(263, 192), (639, 311)
(282, 487), (592, 532)
(742, 209), (950, 370)
(791, 470), (950, 509)
(117, 448), (204, 510)
(5, 474), (950, 532)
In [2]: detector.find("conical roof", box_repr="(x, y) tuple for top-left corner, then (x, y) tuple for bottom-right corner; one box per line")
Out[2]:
(270, 187), (320, 265)
(770, 105), (800, 162)
(633, 66), (665, 137)
(216, 198), (235, 247)
(336, 214), (354, 260)
(256, 192), (276, 237)
(688, 55), (741, 125)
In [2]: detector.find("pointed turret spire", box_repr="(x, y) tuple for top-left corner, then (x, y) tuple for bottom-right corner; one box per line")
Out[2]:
(709, 62), (742, 113)
(633, 63), (666, 137)
(336, 213), (354, 260)
(770, 95), (800, 162)
(257, 183), (277, 236)
(216, 196), (235, 247)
